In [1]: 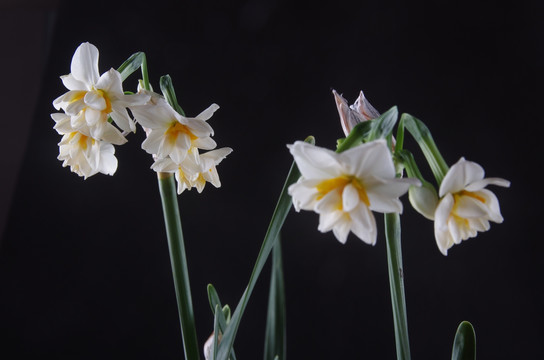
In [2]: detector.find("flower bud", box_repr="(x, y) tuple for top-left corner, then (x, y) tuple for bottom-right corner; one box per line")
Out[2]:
(408, 181), (438, 220)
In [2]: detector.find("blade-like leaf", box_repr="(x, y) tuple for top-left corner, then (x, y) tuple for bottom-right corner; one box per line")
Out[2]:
(207, 284), (237, 360)
(216, 136), (315, 360)
(402, 113), (449, 185)
(367, 106), (399, 141)
(264, 238), (286, 360)
(451, 321), (476, 360)
(160, 74), (186, 116)
(117, 52), (145, 82)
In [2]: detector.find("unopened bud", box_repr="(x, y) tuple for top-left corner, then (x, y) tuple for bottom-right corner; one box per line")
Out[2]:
(408, 182), (438, 220)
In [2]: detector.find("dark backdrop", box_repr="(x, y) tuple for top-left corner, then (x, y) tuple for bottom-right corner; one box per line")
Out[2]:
(1, 0), (542, 359)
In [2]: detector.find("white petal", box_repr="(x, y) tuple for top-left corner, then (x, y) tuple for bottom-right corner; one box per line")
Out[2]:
(455, 195), (488, 218)
(465, 177), (511, 192)
(349, 204), (377, 245)
(195, 103), (220, 121)
(71, 42), (100, 85)
(287, 142), (343, 179)
(439, 158), (485, 197)
(95, 68), (123, 95)
(342, 183), (360, 212)
(84, 90), (107, 110)
(61, 74), (87, 91)
(342, 140), (395, 180)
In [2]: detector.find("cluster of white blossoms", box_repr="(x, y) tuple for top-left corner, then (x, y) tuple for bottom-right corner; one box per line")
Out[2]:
(52, 42), (149, 178)
(130, 90), (232, 194)
(289, 89), (510, 255)
(52, 42), (231, 193)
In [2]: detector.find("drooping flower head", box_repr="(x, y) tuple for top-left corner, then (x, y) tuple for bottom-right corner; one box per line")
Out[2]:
(434, 157), (510, 255)
(152, 147), (232, 194)
(53, 42), (149, 145)
(333, 89), (380, 136)
(52, 112), (117, 179)
(288, 140), (420, 244)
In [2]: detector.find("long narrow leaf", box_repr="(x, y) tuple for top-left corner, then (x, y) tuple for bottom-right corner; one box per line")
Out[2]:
(367, 106), (399, 141)
(264, 238), (287, 360)
(216, 136), (315, 360)
(117, 52), (145, 81)
(207, 284), (237, 360)
(451, 321), (476, 360)
(402, 113), (449, 185)
(160, 75), (186, 116)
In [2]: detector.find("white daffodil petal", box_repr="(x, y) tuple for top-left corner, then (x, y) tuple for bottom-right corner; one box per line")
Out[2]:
(342, 183), (360, 212)
(288, 141), (343, 179)
(71, 42), (99, 86)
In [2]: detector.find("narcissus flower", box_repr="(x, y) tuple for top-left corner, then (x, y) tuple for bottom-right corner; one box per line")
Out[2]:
(53, 42), (148, 144)
(288, 140), (420, 244)
(152, 147), (232, 194)
(52, 112), (117, 178)
(130, 94), (218, 163)
(333, 89), (380, 136)
(434, 157), (510, 255)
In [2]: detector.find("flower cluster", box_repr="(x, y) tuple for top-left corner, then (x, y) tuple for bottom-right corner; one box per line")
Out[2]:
(130, 90), (232, 194)
(288, 89), (510, 255)
(52, 42), (231, 193)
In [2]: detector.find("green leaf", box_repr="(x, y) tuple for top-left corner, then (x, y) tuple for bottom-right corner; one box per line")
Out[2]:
(264, 238), (286, 360)
(367, 106), (399, 142)
(160, 75), (186, 116)
(216, 136), (314, 360)
(402, 113), (449, 185)
(212, 304), (221, 360)
(335, 121), (371, 153)
(207, 284), (237, 360)
(117, 52), (145, 82)
(451, 321), (476, 360)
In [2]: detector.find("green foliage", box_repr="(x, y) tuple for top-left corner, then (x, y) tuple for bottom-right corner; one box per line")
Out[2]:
(451, 321), (476, 360)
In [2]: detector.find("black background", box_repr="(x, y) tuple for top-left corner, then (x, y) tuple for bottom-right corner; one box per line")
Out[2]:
(1, 0), (542, 359)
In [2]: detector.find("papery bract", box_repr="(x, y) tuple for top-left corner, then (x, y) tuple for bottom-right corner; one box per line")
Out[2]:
(288, 140), (419, 244)
(434, 157), (510, 255)
(333, 89), (380, 136)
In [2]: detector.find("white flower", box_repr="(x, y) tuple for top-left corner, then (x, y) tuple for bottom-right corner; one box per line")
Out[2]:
(288, 140), (419, 244)
(53, 42), (149, 145)
(333, 89), (380, 136)
(152, 147), (232, 194)
(52, 113), (117, 178)
(434, 157), (510, 255)
(130, 94), (218, 163)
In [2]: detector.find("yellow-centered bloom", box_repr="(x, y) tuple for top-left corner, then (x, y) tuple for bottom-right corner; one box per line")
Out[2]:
(434, 157), (510, 255)
(53, 42), (148, 145)
(152, 147), (232, 194)
(288, 140), (419, 244)
(52, 112), (117, 178)
(130, 93), (218, 164)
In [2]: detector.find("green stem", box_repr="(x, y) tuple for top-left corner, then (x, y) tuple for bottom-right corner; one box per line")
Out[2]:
(141, 53), (150, 91)
(384, 213), (411, 360)
(158, 174), (201, 360)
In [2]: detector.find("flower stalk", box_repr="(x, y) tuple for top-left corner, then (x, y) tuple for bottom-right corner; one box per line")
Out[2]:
(385, 212), (411, 360)
(158, 173), (200, 360)
(144, 58), (200, 360)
